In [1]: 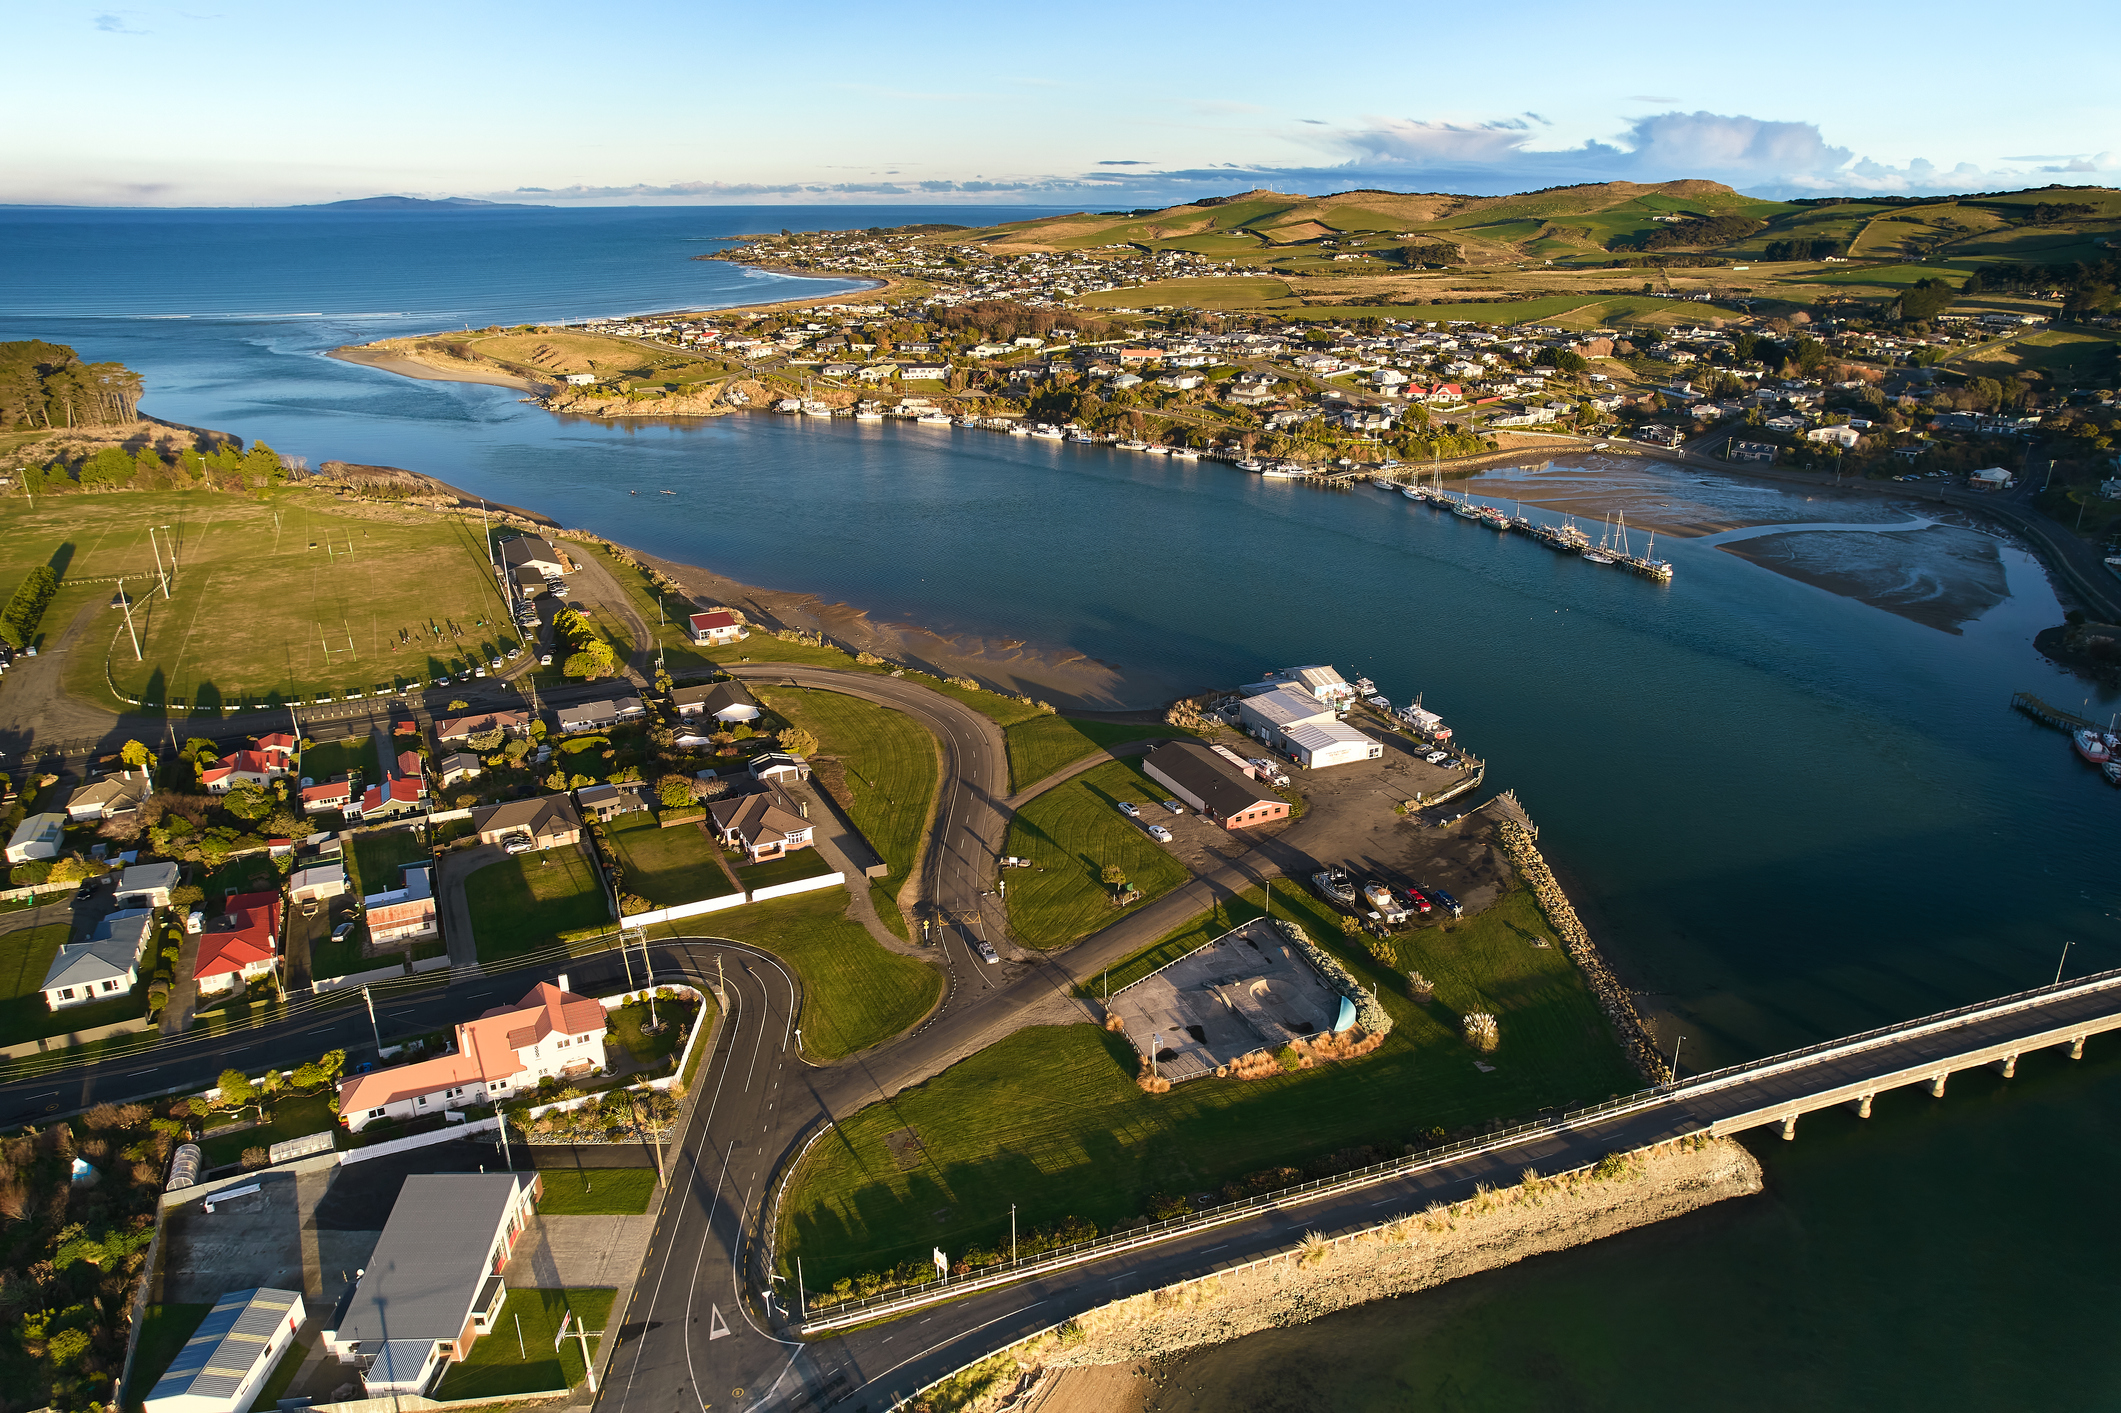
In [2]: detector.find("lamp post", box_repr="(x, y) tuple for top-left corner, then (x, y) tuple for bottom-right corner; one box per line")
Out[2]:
(1669, 1034), (1685, 1085)
(2055, 940), (2073, 987)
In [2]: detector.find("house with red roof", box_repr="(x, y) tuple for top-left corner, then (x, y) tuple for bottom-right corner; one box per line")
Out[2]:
(336, 980), (609, 1131)
(199, 750), (287, 794)
(687, 609), (747, 647)
(358, 777), (426, 821)
(256, 732), (298, 766)
(301, 780), (356, 816)
(194, 892), (281, 996)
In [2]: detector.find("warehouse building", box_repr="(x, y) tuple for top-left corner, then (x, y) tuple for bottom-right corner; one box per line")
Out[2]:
(144, 1287), (305, 1413)
(1141, 742), (1289, 830)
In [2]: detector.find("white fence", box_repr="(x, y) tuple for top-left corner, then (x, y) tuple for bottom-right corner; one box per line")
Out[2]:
(750, 871), (845, 903)
(619, 892), (749, 929)
(342, 1116), (499, 1165)
(313, 963), (408, 993)
(409, 954), (452, 974)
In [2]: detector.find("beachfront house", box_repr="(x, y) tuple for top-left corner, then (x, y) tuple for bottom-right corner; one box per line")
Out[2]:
(687, 610), (747, 647)
(671, 681), (760, 723)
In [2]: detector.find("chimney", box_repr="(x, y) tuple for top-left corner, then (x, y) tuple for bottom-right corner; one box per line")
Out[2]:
(557, 972), (570, 994)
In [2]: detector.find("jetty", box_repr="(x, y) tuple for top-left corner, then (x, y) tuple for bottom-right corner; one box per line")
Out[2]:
(2011, 690), (2095, 733)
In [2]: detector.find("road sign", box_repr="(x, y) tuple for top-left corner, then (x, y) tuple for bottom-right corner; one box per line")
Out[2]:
(554, 1310), (572, 1351)
(708, 1304), (731, 1341)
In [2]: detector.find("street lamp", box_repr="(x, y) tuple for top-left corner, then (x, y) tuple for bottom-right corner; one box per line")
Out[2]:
(1669, 1034), (1685, 1084)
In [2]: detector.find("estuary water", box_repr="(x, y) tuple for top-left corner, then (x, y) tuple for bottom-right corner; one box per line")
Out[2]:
(5, 207), (2120, 1407)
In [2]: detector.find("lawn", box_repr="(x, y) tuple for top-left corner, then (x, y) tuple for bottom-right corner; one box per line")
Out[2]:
(755, 687), (937, 888)
(129, 1302), (213, 1403)
(203, 858), (278, 899)
(350, 826), (429, 896)
(464, 847), (611, 964)
(303, 928), (378, 982)
(738, 850), (839, 890)
(431, 1287), (613, 1399)
(645, 889), (939, 1062)
(255, 1340), (309, 1409)
(534, 1168), (660, 1215)
(296, 735), (375, 784)
(1002, 758), (1193, 949)
(779, 876), (1639, 1287)
(0, 487), (519, 711)
(1004, 717), (1185, 794)
(607, 997), (695, 1072)
(603, 814), (736, 908)
(197, 1089), (339, 1167)
(0, 921), (150, 1046)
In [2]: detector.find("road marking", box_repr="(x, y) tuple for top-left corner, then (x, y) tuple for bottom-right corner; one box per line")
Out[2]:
(1200, 1244), (1229, 1253)
(707, 1305), (731, 1341)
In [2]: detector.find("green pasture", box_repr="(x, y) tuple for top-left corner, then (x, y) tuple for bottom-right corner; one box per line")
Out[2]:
(1002, 758), (1192, 949)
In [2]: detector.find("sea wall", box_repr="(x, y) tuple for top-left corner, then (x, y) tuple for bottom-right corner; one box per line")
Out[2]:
(914, 1136), (1761, 1412)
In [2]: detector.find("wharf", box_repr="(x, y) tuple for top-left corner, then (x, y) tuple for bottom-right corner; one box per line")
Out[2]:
(2011, 691), (2095, 733)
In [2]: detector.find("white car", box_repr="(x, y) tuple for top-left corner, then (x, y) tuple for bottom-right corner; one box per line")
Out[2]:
(1147, 824), (1174, 843)
(1425, 750), (1448, 764)
(1160, 799), (1185, 815)
(503, 835), (535, 855)
(975, 940), (1000, 964)
(1116, 801), (1140, 818)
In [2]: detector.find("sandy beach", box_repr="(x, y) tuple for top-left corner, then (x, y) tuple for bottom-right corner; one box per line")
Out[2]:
(327, 342), (549, 391)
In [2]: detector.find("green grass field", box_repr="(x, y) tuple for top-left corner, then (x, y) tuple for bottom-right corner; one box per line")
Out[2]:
(255, 1339), (309, 1408)
(1002, 758), (1192, 949)
(0, 487), (520, 712)
(604, 814), (736, 907)
(1004, 718), (1183, 793)
(464, 847), (611, 963)
(197, 1089), (339, 1166)
(534, 1168), (660, 1215)
(1949, 327), (2119, 381)
(350, 826), (428, 896)
(738, 850), (839, 890)
(0, 921), (148, 1045)
(647, 889), (939, 1062)
(780, 877), (1638, 1286)
(432, 1287), (613, 1399)
(1080, 277), (1297, 310)
(296, 735), (375, 783)
(755, 687), (937, 886)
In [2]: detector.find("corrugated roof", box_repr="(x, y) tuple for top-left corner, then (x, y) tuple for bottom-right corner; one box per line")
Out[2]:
(334, 1175), (527, 1347)
(147, 1287), (302, 1405)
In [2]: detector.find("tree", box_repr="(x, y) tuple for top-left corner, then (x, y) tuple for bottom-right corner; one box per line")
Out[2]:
(216, 1068), (256, 1108)
(223, 785), (271, 821)
(120, 739), (152, 769)
(316, 1048), (347, 1082)
(656, 774), (696, 808)
(448, 698), (470, 711)
(779, 726), (819, 757)
(1101, 864), (1127, 891)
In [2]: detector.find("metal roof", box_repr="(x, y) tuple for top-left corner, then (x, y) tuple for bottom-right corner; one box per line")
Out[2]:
(146, 1287), (301, 1406)
(334, 1174), (528, 1348)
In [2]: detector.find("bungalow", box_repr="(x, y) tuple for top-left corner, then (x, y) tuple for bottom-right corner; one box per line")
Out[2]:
(709, 789), (814, 863)
(749, 751), (809, 784)
(256, 733), (298, 767)
(113, 861), (180, 909)
(671, 681), (761, 723)
(289, 861), (348, 904)
(66, 770), (149, 822)
(438, 753), (482, 786)
(357, 778), (426, 821)
(194, 893), (280, 996)
(199, 750), (286, 794)
(899, 365), (947, 382)
(687, 609), (747, 647)
(575, 783), (648, 824)
(472, 795), (583, 851)
(364, 864), (438, 944)
(1968, 467), (2014, 491)
(336, 980), (608, 1129)
(5, 812), (66, 864)
(1805, 425), (1861, 449)
(434, 709), (532, 744)
(1729, 441), (1778, 464)
(497, 534), (566, 579)
(301, 780), (356, 815)
(40, 910), (153, 1011)
(557, 697), (645, 733)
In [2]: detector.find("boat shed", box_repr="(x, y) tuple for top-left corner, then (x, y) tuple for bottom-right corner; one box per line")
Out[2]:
(1141, 742), (1290, 830)
(143, 1287), (305, 1413)
(1282, 720), (1383, 770)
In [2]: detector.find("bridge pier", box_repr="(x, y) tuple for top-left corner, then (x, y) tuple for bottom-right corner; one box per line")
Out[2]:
(1846, 1093), (1874, 1120)
(1780, 1113), (1798, 1141)
(1991, 1053), (2018, 1079)
(2069, 1036), (2086, 1061)
(1928, 1073), (1949, 1098)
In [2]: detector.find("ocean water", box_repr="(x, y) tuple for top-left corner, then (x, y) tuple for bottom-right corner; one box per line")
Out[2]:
(5, 208), (2121, 1407)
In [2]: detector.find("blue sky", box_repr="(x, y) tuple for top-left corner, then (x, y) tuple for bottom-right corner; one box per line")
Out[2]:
(13, 0), (2118, 207)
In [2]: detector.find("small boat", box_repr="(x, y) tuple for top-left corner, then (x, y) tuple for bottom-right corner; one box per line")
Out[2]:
(1069, 431), (1094, 443)
(1031, 424), (1065, 440)
(2104, 760), (2121, 786)
(1170, 447), (1199, 460)
(801, 400), (833, 416)
(2074, 729), (2111, 765)
(1008, 423), (1030, 435)
(916, 412), (953, 426)
(1581, 551), (1616, 565)
(1145, 444), (1170, 455)
(1370, 477), (1396, 491)
(1361, 881), (1401, 916)
(1236, 459), (1264, 472)
(658, 489), (676, 496)
(1262, 463), (1307, 479)
(1312, 868), (1358, 908)
(1118, 439), (1148, 451)
(1402, 485), (1426, 502)
(629, 490), (637, 496)
(854, 408), (883, 421)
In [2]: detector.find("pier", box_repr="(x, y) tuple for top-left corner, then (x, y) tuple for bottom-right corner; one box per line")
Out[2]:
(2011, 690), (2096, 733)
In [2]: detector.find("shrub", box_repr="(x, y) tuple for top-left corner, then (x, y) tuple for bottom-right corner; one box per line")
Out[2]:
(1462, 1012), (1500, 1052)
(239, 1147), (269, 1169)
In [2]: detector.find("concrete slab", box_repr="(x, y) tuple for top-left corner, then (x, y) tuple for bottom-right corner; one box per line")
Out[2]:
(1105, 919), (1341, 1080)
(505, 1214), (653, 1291)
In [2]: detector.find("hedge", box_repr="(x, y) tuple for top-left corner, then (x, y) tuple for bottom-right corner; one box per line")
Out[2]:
(0, 566), (58, 649)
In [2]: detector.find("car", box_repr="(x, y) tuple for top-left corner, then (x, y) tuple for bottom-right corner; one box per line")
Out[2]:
(975, 940), (1000, 964)
(1160, 799), (1185, 815)
(503, 835), (535, 855)
(1116, 801), (1140, 818)
(506, 646), (521, 659)
(1427, 885), (1463, 917)
(490, 657), (503, 669)
(1000, 856), (1032, 868)
(434, 676), (450, 687)
(1146, 824), (1174, 843)
(474, 667), (488, 678)
(330, 921), (357, 942)
(539, 653), (554, 666)
(1424, 750), (1448, 764)
(1400, 886), (1433, 915)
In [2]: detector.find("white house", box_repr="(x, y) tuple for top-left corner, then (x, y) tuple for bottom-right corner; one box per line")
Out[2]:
(39, 910), (153, 1011)
(114, 860), (181, 909)
(1282, 720), (1384, 770)
(687, 609), (747, 647)
(336, 980), (608, 1130)
(66, 770), (148, 822)
(5, 812), (65, 864)
(144, 1287), (305, 1413)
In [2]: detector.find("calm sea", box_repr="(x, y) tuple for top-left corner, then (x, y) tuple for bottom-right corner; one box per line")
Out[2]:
(4, 207), (2119, 1407)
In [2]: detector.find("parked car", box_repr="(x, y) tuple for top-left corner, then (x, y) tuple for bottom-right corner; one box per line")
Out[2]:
(504, 835), (535, 855)
(330, 920), (357, 942)
(1424, 750), (1448, 764)
(433, 676), (450, 687)
(975, 940), (1000, 964)
(1000, 856), (1032, 868)
(1116, 801), (1140, 818)
(1146, 824), (1173, 843)
(1160, 799), (1185, 815)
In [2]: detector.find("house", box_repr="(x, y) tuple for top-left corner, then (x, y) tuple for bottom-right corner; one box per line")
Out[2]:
(434, 709), (532, 743)
(563, 372), (597, 386)
(288, 861), (348, 904)
(439, 753), (482, 786)
(1281, 719), (1384, 769)
(1805, 425), (1861, 448)
(336, 981), (608, 1128)
(1728, 441), (1778, 464)
(6, 812), (65, 864)
(198, 750), (286, 794)
(396, 751), (425, 781)
(144, 1287), (305, 1413)
(900, 365), (948, 380)
(323, 1174), (541, 1393)
(300, 780), (355, 815)
(472, 795), (583, 851)
(194, 893), (280, 996)
(357, 778), (426, 821)
(66, 770), (148, 822)
(498, 534), (565, 579)
(557, 697), (645, 733)
(709, 789), (814, 863)
(671, 681), (760, 723)
(687, 609), (747, 647)
(1140, 742), (1290, 831)
(40, 910), (152, 1011)
(256, 733), (298, 768)
(749, 752), (809, 784)
(576, 783), (648, 824)
(364, 864), (437, 944)
(114, 860), (180, 909)
(1968, 467), (2014, 490)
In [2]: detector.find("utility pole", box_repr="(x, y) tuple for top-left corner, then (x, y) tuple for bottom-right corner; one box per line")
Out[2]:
(1011, 1203), (1018, 1266)
(148, 526), (170, 598)
(797, 1257), (806, 1321)
(573, 1317), (596, 1394)
(362, 985), (382, 1053)
(117, 580), (142, 660)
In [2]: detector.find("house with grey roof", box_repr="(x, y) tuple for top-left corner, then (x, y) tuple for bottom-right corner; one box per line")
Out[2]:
(114, 860), (181, 909)
(67, 769), (149, 822)
(6, 812), (65, 864)
(40, 909), (154, 1010)
(324, 1173), (541, 1396)
(144, 1286), (305, 1413)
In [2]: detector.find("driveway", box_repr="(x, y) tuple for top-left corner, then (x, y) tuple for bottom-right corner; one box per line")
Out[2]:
(435, 842), (508, 968)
